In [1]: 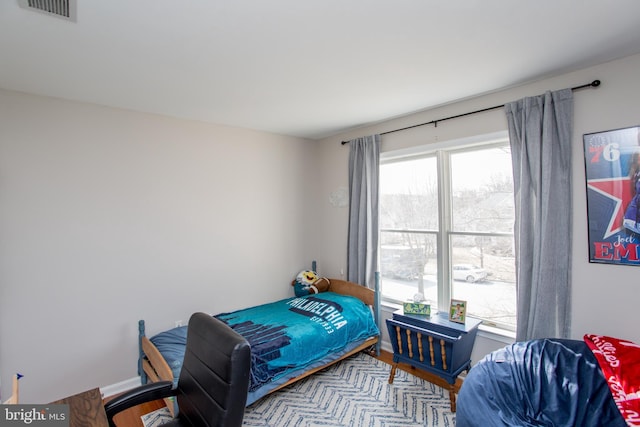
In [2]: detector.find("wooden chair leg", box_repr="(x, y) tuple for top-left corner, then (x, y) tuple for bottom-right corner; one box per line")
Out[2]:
(388, 363), (398, 384)
(448, 384), (457, 412)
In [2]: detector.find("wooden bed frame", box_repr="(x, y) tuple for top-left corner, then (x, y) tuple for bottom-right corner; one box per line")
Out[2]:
(138, 276), (381, 413)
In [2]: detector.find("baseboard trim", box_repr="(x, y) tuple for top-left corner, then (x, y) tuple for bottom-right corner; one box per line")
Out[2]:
(380, 341), (393, 354)
(101, 376), (142, 398)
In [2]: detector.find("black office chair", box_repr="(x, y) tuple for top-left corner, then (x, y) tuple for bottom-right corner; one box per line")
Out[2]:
(105, 312), (251, 427)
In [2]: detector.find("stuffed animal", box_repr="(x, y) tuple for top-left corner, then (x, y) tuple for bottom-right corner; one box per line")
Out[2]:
(292, 270), (331, 296)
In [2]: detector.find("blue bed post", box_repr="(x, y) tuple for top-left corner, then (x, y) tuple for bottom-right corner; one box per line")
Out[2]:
(312, 260), (317, 272)
(138, 320), (147, 384)
(374, 271), (381, 356)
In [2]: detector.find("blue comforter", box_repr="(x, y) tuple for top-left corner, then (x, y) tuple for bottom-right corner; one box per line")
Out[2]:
(149, 292), (379, 405)
(456, 339), (626, 427)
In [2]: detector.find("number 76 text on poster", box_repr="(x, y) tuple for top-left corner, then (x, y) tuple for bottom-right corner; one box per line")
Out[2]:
(584, 125), (640, 265)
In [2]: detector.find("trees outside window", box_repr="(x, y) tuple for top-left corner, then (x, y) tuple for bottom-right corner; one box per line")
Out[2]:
(380, 139), (516, 330)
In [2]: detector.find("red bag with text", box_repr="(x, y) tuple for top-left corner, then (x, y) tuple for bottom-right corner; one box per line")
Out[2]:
(584, 334), (640, 426)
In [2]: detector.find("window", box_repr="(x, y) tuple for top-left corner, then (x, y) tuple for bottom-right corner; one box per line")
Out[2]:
(379, 135), (516, 330)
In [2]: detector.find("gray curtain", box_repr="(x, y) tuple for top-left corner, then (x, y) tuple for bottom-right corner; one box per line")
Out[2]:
(347, 134), (380, 288)
(505, 89), (573, 341)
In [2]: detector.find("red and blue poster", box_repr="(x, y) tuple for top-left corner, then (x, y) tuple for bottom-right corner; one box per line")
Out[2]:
(584, 125), (640, 265)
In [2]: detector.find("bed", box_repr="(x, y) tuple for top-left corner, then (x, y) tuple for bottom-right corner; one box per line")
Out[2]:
(137, 275), (380, 412)
(456, 334), (640, 427)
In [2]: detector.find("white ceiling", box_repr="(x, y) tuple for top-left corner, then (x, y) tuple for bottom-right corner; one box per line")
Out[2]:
(2, 1), (640, 140)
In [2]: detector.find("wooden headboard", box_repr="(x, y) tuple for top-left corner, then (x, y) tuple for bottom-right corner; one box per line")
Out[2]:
(326, 278), (375, 307)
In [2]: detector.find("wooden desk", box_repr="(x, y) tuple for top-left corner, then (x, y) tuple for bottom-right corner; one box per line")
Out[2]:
(51, 388), (109, 427)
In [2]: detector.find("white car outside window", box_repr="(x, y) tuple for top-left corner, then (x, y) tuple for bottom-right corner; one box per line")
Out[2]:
(452, 264), (488, 283)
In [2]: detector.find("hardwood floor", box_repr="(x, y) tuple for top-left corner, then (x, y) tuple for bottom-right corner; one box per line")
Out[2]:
(104, 350), (460, 427)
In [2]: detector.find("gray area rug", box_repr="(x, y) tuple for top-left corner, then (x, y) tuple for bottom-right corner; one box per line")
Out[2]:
(142, 352), (456, 427)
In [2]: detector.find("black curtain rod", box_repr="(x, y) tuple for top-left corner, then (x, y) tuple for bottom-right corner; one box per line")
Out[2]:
(341, 79), (601, 145)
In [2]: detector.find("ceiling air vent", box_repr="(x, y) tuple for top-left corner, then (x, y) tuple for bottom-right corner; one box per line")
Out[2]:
(17, 0), (77, 22)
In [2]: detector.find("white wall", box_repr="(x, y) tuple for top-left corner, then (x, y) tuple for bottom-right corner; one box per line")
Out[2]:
(0, 90), (317, 403)
(315, 53), (640, 358)
(3, 52), (639, 404)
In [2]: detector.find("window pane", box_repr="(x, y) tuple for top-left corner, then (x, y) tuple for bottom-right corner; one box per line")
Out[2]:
(380, 157), (438, 230)
(380, 231), (438, 303)
(451, 234), (516, 329)
(380, 139), (517, 332)
(451, 147), (514, 233)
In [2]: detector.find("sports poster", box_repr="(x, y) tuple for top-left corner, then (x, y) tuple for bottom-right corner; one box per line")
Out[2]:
(584, 125), (640, 265)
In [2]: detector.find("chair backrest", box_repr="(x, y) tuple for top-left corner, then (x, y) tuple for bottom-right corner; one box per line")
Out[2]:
(175, 312), (251, 427)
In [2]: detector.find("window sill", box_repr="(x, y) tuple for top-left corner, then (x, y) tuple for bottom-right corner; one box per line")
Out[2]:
(380, 300), (403, 312)
(477, 323), (516, 344)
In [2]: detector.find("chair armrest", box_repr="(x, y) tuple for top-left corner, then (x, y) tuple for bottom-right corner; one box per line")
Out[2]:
(104, 381), (175, 427)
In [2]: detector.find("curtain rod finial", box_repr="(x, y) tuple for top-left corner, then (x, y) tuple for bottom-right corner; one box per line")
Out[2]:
(591, 80), (601, 87)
